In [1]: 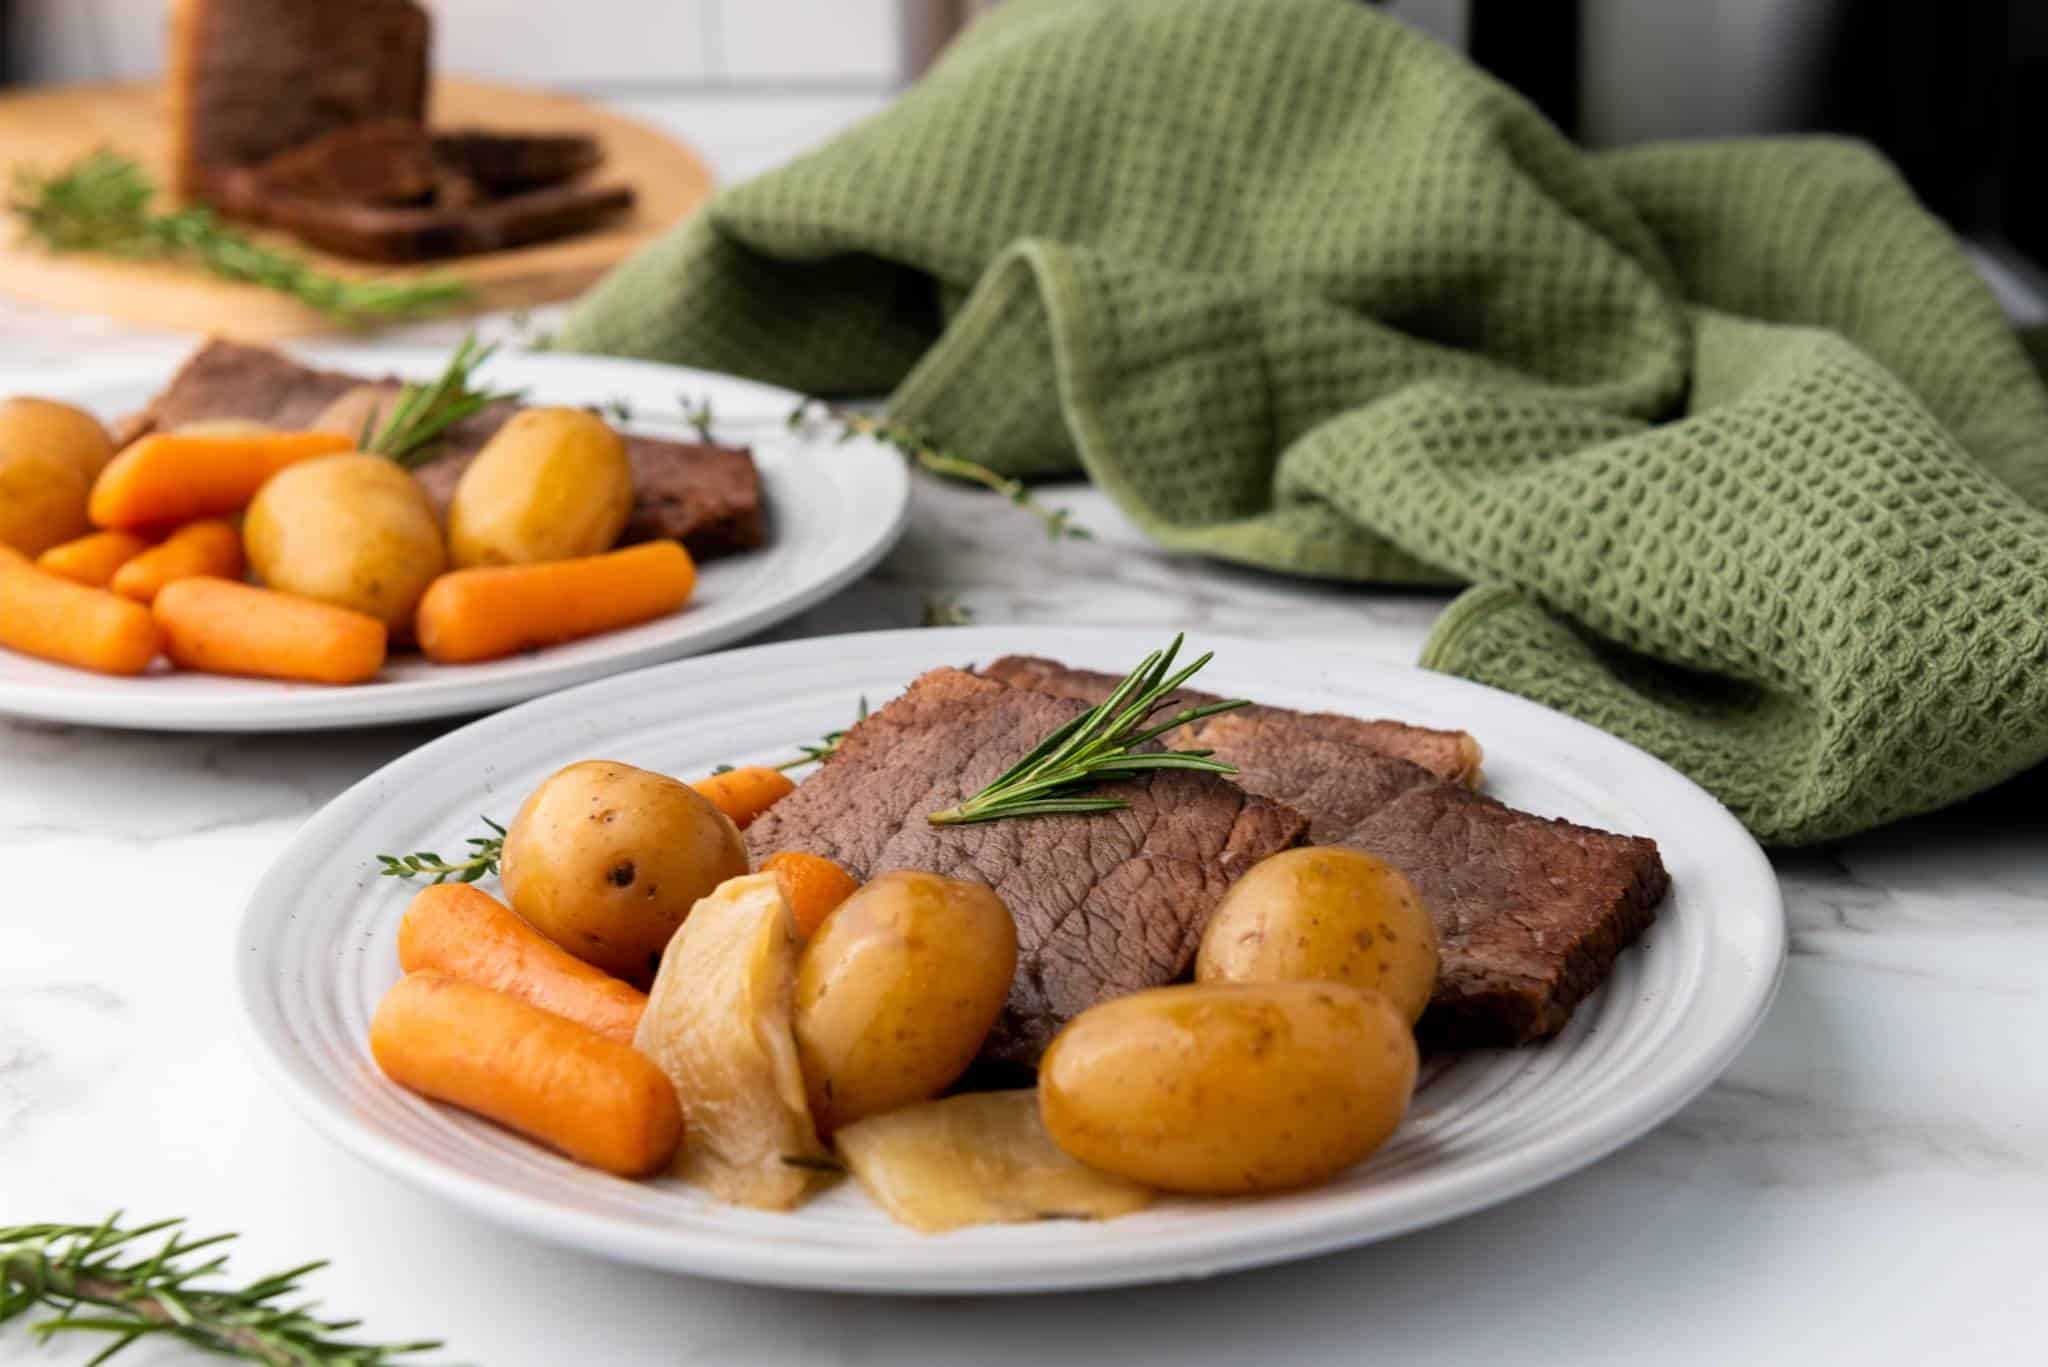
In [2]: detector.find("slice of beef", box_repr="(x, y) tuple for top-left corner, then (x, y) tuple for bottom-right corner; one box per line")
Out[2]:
(432, 131), (605, 193)
(243, 180), (636, 264)
(123, 341), (764, 559)
(169, 0), (431, 197)
(982, 655), (1484, 786)
(981, 656), (1667, 1048)
(1344, 784), (1667, 1046)
(745, 668), (1310, 1066)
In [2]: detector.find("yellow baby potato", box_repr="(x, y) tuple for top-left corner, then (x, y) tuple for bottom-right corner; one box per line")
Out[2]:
(0, 397), (116, 484)
(243, 453), (446, 630)
(447, 407), (632, 568)
(1197, 846), (1439, 1024)
(0, 448), (89, 556)
(794, 870), (1018, 1133)
(1038, 980), (1417, 1195)
(500, 759), (748, 987)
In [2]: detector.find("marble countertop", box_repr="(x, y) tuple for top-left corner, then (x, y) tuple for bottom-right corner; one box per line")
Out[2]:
(2, 325), (2045, 1366)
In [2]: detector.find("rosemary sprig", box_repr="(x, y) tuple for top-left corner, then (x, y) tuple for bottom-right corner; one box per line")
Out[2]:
(376, 817), (505, 884)
(0, 1214), (441, 1365)
(366, 335), (519, 468)
(786, 401), (1092, 542)
(928, 635), (1246, 826)
(9, 151), (468, 322)
(774, 698), (869, 772)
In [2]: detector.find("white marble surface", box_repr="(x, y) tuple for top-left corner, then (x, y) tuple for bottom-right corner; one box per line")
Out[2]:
(2, 431), (2045, 1363)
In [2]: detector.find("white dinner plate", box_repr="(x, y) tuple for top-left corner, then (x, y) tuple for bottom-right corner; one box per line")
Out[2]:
(236, 625), (1784, 1293)
(0, 345), (909, 731)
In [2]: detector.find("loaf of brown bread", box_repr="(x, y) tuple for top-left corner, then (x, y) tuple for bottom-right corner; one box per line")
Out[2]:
(168, 0), (432, 197)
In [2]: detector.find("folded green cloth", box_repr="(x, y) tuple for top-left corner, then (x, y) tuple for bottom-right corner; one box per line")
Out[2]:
(558, 0), (2048, 845)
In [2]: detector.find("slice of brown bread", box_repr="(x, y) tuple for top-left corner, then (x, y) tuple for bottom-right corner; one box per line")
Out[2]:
(431, 131), (605, 193)
(980, 656), (1667, 1047)
(240, 180), (636, 263)
(169, 0), (431, 197)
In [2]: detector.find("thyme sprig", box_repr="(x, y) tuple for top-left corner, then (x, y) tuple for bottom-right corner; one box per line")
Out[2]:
(9, 151), (468, 322)
(375, 817), (505, 884)
(774, 698), (869, 772)
(367, 335), (520, 468)
(787, 401), (1091, 542)
(928, 635), (1245, 826)
(0, 1214), (441, 1365)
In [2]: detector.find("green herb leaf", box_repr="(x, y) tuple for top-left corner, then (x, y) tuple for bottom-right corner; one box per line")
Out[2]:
(375, 817), (504, 884)
(9, 151), (468, 322)
(0, 1214), (442, 1364)
(928, 635), (1246, 825)
(366, 334), (521, 468)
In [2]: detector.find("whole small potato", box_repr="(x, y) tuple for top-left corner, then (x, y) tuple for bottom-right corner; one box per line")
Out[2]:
(0, 447), (90, 555)
(1197, 847), (1439, 1024)
(174, 418), (275, 438)
(244, 453), (446, 630)
(1039, 981), (1417, 1194)
(501, 760), (748, 986)
(794, 870), (1018, 1133)
(308, 384), (402, 445)
(447, 407), (631, 568)
(0, 397), (116, 484)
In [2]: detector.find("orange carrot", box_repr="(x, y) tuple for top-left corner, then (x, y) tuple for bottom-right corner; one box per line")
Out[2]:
(153, 577), (385, 684)
(371, 972), (682, 1177)
(36, 530), (151, 587)
(415, 541), (696, 664)
(0, 543), (28, 566)
(692, 766), (795, 831)
(88, 429), (353, 530)
(110, 519), (243, 603)
(761, 851), (861, 939)
(0, 559), (162, 675)
(398, 884), (647, 1044)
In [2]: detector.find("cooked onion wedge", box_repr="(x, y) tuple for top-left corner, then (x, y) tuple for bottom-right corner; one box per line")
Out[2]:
(633, 872), (833, 1210)
(835, 1090), (1152, 1233)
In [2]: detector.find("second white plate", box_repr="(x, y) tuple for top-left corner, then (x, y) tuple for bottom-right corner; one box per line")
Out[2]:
(235, 625), (1784, 1293)
(0, 345), (909, 731)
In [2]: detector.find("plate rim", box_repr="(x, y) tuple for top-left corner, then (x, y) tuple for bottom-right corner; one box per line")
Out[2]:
(233, 624), (1785, 1293)
(0, 346), (911, 733)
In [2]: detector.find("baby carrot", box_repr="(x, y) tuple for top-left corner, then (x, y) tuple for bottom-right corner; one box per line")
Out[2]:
(36, 530), (151, 587)
(414, 541), (696, 665)
(110, 519), (243, 603)
(761, 851), (861, 939)
(692, 766), (795, 831)
(153, 577), (386, 684)
(370, 972), (683, 1178)
(88, 428), (353, 530)
(398, 884), (647, 1045)
(0, 558), (162, 674)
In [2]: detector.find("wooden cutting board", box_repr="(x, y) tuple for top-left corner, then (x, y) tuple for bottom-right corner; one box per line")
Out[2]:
(0, 79), (714, 339)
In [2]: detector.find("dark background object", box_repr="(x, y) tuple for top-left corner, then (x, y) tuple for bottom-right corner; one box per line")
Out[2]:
(1465, 0), (2048, 286)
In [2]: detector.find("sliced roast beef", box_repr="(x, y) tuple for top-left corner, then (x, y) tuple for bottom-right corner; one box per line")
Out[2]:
(980, 656), (1667, 1048)
(981, 655), (1485, 787)
(744, 668), (1310, 1066)
(123, 340), (763, 559)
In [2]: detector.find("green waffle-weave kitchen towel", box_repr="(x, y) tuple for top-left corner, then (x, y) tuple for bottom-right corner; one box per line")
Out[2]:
(557, 0), (2048, 844)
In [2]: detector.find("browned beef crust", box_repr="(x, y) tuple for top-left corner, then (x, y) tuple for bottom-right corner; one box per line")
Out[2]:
(980, 656), (1667, 1048)
(982, 655), (1484, 786)
(745, 668), (1310, 1066)
(124, 341), (763, 560)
